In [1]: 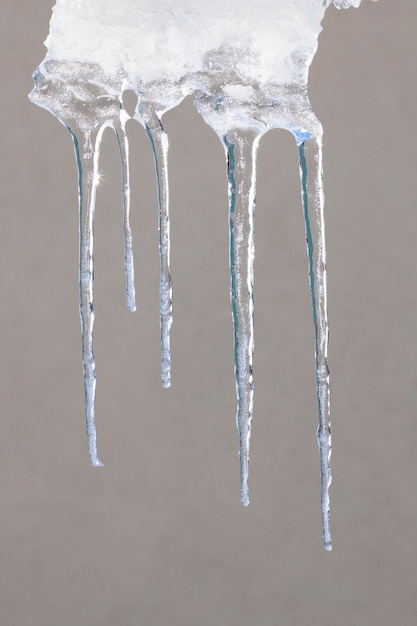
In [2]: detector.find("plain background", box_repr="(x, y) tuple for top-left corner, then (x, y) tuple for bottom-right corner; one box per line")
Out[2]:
(0, 1), (416, 624)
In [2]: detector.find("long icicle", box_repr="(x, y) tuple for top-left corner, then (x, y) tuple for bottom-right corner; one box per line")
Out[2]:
(297, 133), (332, 550)
(145, 116), (172, 389)
(115, 121), (136, 312)
(70, 125), (104, 467)
(224, 129), (260, 506)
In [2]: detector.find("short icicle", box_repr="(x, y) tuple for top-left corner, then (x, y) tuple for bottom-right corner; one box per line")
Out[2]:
(115, 120), (136, 312)
(144, 114), (173, 389)
(297, 132), (332, 550)
(70, 124), (105, 467)
(224, 129), (260, 506)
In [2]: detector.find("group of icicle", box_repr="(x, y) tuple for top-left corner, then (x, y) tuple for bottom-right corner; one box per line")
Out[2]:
(30, 59), (332, 550)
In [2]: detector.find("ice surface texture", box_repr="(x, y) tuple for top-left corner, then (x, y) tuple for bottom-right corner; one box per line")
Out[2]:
(29, 0), (375, 550)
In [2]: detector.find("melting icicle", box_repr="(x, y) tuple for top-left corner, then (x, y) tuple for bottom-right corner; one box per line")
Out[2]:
(29, 61), (135, 466)
(115, 121), (136, 313)
(72, 124), (103, 467)
(297, 133), (332, 550)
(141, 112), (173, 389)
(30, 0), (378, 549)
(223, 130), (260, 506)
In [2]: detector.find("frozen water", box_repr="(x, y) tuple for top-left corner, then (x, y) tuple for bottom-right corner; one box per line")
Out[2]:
(29, 0), (377, 550)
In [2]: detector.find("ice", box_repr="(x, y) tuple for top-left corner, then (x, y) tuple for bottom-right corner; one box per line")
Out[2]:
(143, 117), (172, 389)
(115, 121), (136, 313)
(29, 0), (377, 550)
(298, 136), (331, 550)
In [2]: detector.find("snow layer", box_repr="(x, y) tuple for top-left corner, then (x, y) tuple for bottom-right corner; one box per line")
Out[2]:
(45, 0), (371, 87)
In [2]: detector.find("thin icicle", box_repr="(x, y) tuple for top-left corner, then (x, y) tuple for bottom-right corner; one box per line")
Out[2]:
(115, 122), (136, 312)
(70, 125), (105, 467)
(297, 133), (332, 550)
(144, 115), (173, 389)
(224, 129), (260, 506)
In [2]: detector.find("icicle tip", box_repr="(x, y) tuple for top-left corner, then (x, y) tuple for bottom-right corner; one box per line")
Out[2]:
(323, 538), (332, 552)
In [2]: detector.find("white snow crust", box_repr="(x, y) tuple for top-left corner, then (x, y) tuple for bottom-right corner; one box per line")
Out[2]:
(45, 0), (371, 87)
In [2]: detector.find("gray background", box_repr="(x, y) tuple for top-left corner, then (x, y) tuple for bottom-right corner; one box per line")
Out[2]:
(1, 1), (416, 624)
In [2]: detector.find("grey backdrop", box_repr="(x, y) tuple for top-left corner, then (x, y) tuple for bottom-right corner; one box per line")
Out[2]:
(1, 2), (416, 625)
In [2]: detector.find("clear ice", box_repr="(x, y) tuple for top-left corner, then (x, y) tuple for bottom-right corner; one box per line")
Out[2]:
(29, 0), (377, 550)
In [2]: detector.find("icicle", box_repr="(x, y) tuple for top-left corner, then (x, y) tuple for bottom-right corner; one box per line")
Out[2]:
(115, 120), (136, 312)
(70, 124), (106, 467)
(297, 131), (332, 550)
(140, 112), (173, 389)
(30, 0), (378, 549)
(223, 129), (260, 506)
